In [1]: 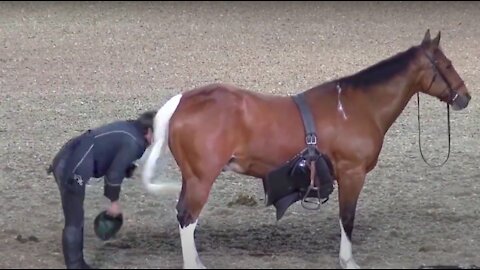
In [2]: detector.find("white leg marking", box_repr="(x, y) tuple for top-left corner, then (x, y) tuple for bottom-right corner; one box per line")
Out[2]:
(180, 220), (206, 269)
(339, 219), (360, 269)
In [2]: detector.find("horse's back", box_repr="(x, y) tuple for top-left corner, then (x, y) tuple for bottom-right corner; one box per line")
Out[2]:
(180, 82), (283, 104)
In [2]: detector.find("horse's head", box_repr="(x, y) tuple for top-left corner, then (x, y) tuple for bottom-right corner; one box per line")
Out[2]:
(417, 29), (471, 110)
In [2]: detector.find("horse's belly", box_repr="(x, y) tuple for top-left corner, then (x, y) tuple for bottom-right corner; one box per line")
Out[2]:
(221, 155), (277, 179)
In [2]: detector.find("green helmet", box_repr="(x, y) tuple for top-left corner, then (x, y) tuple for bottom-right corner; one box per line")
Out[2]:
(93, 211), (123, 241)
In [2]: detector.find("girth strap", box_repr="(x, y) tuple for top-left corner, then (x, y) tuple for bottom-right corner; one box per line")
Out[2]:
(292, 93), (318, 159)
(292, 92), (326, 210)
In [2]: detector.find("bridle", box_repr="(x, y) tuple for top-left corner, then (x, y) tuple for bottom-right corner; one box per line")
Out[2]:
(416, 49), (464, 167)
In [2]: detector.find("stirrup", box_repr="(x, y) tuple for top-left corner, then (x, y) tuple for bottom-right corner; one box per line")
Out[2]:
(301, 185), (321, 210)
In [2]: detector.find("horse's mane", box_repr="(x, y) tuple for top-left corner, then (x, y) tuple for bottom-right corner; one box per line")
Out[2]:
(337, 46), (420, 89)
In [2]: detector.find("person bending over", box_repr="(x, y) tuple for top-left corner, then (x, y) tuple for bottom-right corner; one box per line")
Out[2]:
(47, 110), (156, 269)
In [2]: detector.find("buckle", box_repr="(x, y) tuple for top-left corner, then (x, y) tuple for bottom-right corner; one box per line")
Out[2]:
(306, 134), (317, 145)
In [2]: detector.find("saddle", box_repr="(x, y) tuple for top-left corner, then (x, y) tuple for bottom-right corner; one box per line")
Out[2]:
(263, 92), (335, 221)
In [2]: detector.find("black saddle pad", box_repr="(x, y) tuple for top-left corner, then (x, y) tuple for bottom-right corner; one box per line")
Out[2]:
(264, 148), (335, 220)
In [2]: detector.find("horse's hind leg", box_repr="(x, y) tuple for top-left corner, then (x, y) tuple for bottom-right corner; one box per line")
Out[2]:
(173, 148), (228, 269)
(337, 165), (366, 269)
(176, 173), (214, 269)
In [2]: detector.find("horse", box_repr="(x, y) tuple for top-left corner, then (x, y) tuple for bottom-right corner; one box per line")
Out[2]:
(140, 29), (471, 269)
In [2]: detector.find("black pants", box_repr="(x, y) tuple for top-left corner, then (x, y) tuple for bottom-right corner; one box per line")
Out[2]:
(51, 132), (94, 269)
(56, 180), (90, 269)
(59, 185), (85, 229)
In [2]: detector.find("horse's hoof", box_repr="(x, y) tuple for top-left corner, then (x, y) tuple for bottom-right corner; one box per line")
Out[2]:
(340, 258), (360, 269)
(183, 265), (206, 269)
(183, 259), (206, 269)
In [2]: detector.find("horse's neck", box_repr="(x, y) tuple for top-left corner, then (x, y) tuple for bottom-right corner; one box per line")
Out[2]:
(366, 70), (420, 135)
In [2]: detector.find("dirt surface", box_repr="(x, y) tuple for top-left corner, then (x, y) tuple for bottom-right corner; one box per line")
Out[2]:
(1, 1), (479, 269)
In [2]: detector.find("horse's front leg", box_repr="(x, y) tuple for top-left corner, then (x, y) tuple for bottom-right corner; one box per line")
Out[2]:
(337, 165), (366, 269)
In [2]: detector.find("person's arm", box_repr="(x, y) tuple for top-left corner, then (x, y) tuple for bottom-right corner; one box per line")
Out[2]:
(103, 141), (142, 215)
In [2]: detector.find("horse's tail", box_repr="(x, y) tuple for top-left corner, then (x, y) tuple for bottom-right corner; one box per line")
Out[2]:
(142, 94), (183, 195)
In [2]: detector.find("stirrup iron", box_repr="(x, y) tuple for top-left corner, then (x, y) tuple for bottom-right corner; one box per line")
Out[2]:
(301, 184), (321, 210)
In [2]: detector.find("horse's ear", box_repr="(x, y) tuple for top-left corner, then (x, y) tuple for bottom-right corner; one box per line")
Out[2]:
(432, 31), (441, 48)
(422, 29), (431, 46)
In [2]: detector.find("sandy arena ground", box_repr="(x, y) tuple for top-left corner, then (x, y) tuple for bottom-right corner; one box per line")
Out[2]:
(1, 1), (479, 269)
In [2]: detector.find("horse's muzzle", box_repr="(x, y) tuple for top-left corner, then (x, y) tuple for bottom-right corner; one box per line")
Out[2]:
(451, 92), (471, 111)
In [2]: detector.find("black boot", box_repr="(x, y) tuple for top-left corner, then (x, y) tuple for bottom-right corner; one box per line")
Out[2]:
(62, 226), (92, 269)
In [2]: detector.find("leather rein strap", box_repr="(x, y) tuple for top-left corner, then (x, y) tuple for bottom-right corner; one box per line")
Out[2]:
(416, 92), (451, 168)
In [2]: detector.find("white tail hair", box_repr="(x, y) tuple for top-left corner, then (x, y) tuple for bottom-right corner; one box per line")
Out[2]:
(141, 94), (183, 194)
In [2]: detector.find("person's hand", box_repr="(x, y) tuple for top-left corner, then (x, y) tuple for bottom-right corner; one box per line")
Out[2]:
(106, 201), (122, 218)
(125, 163), (137, 178)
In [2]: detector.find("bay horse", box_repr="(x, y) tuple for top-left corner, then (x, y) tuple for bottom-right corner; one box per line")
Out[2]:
(141, 30), (471, 269)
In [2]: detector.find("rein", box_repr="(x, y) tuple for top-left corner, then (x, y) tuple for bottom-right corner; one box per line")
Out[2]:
(416, 92), (451, 167)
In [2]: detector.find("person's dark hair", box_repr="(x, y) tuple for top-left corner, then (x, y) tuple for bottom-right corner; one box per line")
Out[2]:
(135, 110), (157, 134)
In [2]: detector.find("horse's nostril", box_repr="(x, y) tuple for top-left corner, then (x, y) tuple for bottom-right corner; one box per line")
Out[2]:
(466, 93), (472, 100)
